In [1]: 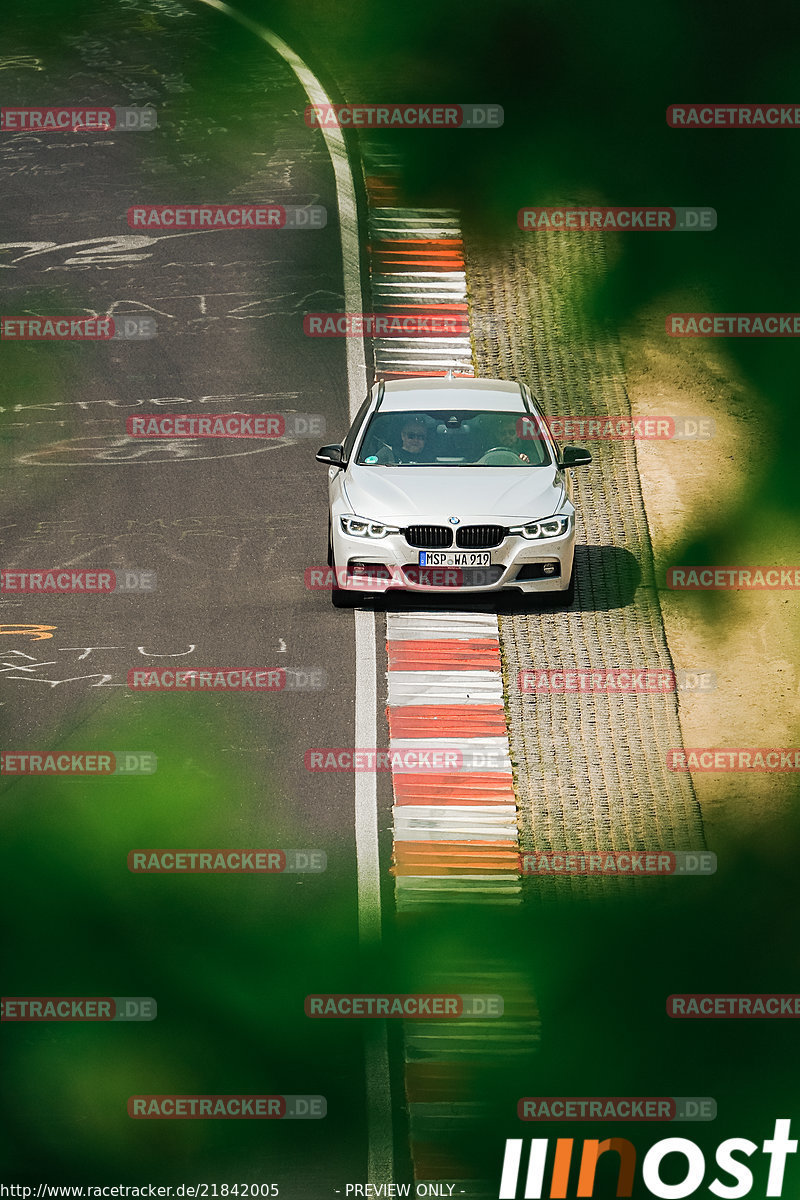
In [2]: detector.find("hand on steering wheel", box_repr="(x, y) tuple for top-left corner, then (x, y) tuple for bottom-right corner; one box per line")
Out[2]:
(478, 446), (530, 464)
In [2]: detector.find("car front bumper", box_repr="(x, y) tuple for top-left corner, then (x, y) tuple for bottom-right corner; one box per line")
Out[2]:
(330, 524), (576, 595)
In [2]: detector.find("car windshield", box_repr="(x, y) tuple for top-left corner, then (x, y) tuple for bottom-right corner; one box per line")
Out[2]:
(355, 409), (551, 466)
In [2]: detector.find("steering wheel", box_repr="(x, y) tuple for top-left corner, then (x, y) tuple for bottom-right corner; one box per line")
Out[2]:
(477, 446), (528, 465)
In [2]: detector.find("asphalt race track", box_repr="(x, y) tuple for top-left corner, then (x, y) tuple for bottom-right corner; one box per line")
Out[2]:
(3, 2), (800, 1198)
(1, 5), (385, 1191)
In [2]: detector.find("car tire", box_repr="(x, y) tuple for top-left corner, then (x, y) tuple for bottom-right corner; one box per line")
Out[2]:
(329, 545), (359, 608)
(332, 581), (358, 608)
(551, 562), (576, 608)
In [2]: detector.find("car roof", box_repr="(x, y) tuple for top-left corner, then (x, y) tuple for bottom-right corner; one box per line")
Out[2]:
(375, 377), (527, 413)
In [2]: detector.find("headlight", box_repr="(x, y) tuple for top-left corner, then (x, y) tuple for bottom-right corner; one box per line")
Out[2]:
(509, 514), (571, 540)
(340, 515), (400, 539)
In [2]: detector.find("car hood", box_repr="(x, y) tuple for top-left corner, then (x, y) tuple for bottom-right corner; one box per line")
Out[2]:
(343, 464), (567, 523)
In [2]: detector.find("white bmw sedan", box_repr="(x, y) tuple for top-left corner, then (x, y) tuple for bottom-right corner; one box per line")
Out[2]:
(316, 376), (591, 607)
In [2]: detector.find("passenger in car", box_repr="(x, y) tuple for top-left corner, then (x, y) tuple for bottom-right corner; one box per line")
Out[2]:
(496, 418), (531, 462)
(474, 414), (538, 462)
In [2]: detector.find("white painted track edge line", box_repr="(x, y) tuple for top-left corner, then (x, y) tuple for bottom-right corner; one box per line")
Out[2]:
(190, 3), (390, 1187)
(355, 608), (381, 942)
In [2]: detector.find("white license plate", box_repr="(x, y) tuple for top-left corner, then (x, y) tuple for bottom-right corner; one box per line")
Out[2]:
(418, 551), (492, 567)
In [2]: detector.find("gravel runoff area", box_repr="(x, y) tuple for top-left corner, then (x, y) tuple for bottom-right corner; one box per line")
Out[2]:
(465, 230), (706, 889)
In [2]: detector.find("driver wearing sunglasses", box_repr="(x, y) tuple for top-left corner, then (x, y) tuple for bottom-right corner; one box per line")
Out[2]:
(390, 416), (433, 463)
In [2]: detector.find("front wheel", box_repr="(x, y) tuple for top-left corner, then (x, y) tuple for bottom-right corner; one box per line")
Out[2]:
(332, 579), (359, 608)
(330, 545), (359, 608)
(551, 562), (576, 608)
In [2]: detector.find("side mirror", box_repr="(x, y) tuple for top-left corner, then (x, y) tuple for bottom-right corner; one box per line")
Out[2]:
(558, 445), (592, 469)
(316, 444), (345, 467)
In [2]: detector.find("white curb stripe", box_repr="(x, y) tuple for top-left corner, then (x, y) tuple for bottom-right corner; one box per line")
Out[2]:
(387, 614), (501, 638)
(394, 826), (518, 842)
(388, 674), (504, 705)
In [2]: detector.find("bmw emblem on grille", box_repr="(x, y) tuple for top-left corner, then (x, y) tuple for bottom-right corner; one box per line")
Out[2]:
(448, 516), (460, 525)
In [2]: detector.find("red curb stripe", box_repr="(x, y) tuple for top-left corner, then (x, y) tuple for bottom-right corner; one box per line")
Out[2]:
(393, 847), (518, 866)
(374, 249), (464, 256)
(374, 308), (469, 318)
(400, 859), (518, 869)
(374, 312), (470, 321)
(392, 864), (520, 876)
(394, 841), (520, 860)
(372, 248), (465, 259)
(379, 371), (475, 379)
(364, 178), (401, 200)
(387, 640), (501, 670)
(395, 796), (514, 807)
(393, 849), (520, 875)
(392, 772), (515, 792)
(393, 773), (515, 804)
(387, 705), (507, 739)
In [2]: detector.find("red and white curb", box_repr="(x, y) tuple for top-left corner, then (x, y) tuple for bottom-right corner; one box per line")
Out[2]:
(365, 148), (473, 380)
(387, 611), (521, 906)
(362, 146), (523, 902)
(362, 144), (535, 1191)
